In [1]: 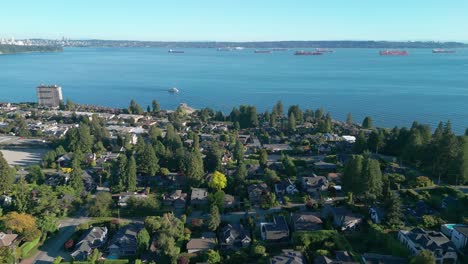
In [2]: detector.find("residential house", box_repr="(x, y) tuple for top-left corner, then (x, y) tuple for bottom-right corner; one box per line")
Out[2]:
(248, 183), (271, 207)
(219, 224), (251, 250)
(107, 224), (143, 257)
(187, 236), (216, 253)
(321, 205), (363, 231)
(260, 216), (290, 242)
(163, 190), (187, 209)
(274, 179), (299, 196)
(313, 161), (337, 172)
(270, 249), (305, 264)
(246, 164), (264, 178)
(361, 253), (408, 264)
(113, 192), (148, 207)
(441, 224), (468, 250)
(190, 188), (209, 207)
(369, 207), (385, 224)
(398, 228), (457, 264)
(314, 251), (357, 264)
(291, 212), (323, 231)
(302, 176), (328, 196)
(223, 194), (237, 208)
(263, 144), (292, 152)
(71, 227), (108, 260)
(0, 232), (18, 248)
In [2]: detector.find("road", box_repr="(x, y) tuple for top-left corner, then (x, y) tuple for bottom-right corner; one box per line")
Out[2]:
(21, 216), (91, 264)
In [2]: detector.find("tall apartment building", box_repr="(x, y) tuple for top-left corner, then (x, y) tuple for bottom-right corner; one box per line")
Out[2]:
(36, 84), (63, 108)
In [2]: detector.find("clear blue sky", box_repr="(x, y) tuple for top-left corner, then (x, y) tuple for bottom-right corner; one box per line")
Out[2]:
(2, 0), (467, 42)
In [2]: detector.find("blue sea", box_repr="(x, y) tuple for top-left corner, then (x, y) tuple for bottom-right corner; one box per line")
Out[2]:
(1, 48), (467, 133)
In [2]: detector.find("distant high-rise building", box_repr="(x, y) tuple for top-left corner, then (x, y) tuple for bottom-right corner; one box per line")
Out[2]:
(36, 84), (63, 108)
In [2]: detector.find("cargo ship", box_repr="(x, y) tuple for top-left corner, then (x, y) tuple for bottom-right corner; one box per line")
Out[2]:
(168, 49), (184, 53)
(432, 49), (456, 54)
(294, 50), (323, 55)
(379, 50), (408, 56)
(254, 50), (272, 54)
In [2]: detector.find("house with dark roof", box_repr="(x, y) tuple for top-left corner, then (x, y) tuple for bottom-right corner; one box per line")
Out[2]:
(361, 253), (408, 264)
(321, 205), (363, 231)
(302, 176), (328, 196)
(274, 179), (299, 196)
(218, 224), (251, 250)
(248, 183), (271, 207)
(71, 227), (108, 260)
(314, 251), (357, 264)
(270, 249), (305, 264)
(0, 232), (18, 248)
(107, 224), (143, 257)
(260, 216), (290, 242)
(163, 190), (187, 209)
(369, 207), (385, 224)
(398, 228), (457, 264)
(313, 161), (337, 172)
(291, 212), (323, 231)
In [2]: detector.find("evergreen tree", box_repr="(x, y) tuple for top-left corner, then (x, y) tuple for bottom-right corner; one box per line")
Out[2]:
(275, 100), (284, 116)
(362, 158), (383, 202)
(362, 116), (373, 129)
(137, 228), (151, 254)
(139, 143), (159, 176)
(235, 162), (247, 183)
(152, 99), (160, 112)
(384, 191), (403, 227)
(69, 159), (84, 197)
(343, 155), (364, 195)
(465, 128), (468, 136)
(205, 142), (222, 172)
(315, 107), (324, 120)
(13, 176), (30, 213)
(187, 149), (205, 186)
(368, 130), (385, 154)
(346, 112), (353, 125)
(208, 205), (220, 231)
(288, 113), (297, 132)
(353, 131), (368, 153)
(127, 156), (137, 191)
(112, 154), (127, 192)
(233, 140), (244, 164)
(259, 149), (268, 168)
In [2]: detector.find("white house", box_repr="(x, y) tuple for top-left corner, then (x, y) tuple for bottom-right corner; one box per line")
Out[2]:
(451, 225), (468, 250)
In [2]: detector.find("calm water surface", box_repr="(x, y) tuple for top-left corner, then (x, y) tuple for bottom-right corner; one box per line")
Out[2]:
(0, 48), (467, 133)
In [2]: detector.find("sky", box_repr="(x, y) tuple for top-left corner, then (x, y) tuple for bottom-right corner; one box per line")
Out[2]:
(1, 0), (467, 42)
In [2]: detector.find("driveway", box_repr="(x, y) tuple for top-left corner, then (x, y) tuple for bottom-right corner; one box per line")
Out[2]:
(21, 216), (91, 264)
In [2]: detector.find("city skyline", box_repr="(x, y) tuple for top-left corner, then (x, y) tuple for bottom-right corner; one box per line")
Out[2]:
(1, 0), (467, 42)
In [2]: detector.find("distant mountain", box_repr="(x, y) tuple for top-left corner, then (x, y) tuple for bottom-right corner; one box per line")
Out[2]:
(54, 39), (468, 49)
(0, 45), (63, 54)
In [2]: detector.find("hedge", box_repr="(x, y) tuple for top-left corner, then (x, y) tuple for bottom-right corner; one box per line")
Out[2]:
(20, 237), (41, 258)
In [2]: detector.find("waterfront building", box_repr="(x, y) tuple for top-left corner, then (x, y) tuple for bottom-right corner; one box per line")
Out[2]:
(36, 84), (63, 108)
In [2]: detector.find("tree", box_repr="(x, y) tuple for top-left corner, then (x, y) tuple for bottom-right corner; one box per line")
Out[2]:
(209, 190), (225, 210)
(209, 171), (227, 191)
(13, 176), (30, 213)
(260, 192), (278, 209)
(233, 140), (244, 164)
(410, 250), (435, 264)
(343, 155), (364, 195)
(0, 152), (14, 194)
(208, 205), (220, 231)
(186, 149), (205, 186)
(288, 112), (297, 132)
(112, 154), (127, 192)
(69, 160), (84, 197)
(346, 112), (353, 125)
(465, 128), (468, 136)
(253, 244), (266, 256)
(259, 149), (268, 168)
(152, 99), (160, 112)
(362, 158), (383, 202)
(282, 155), (296, 177)
(362, 116), (373, 129)
(205, 249), (221, 264)
(128, 99), (144, 115)
(126, 156), (137, 191)
(205, 142), (222, 172)
(138, 143), (159, 177)
(235, 162), (247, 183)
(2, 212), (41, 241)
(0, 247), (14, 264)
(27, 165), (45, 184)
(264, 168), (280, 185)
(274, 100), (284, 116)
(384, 191), (403, 227)
(137, 228), (151, 254)
(353, 131), (368, 153)
(88, 192), (113, 217)
(87, 248), (102, 263)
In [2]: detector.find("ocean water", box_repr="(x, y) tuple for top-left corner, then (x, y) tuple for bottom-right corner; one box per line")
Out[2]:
(0, 48), (467, 133)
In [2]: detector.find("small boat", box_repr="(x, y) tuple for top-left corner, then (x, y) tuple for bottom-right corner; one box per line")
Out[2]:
(168, 87), (179, 93)
(254, 50), (272, 54)
(379, 50), (408, 56)
(433, 49), (456, 54)
(294, 50), (323, 55)
(271, 48), (288, 51)
(168, 49), (184, 53)
(217, 47), (233, 51)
